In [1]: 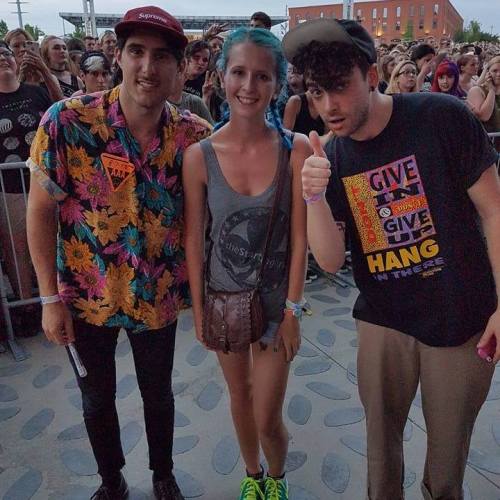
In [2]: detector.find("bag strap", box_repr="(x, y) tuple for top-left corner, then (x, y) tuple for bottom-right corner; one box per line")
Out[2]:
(255, 135), (293, 288)
(204, 134), (294, 289)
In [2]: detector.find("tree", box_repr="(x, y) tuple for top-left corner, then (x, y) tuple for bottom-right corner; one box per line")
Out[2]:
(0, 19), (9, 38)
(453, 20), (499, 43)
(403, 21), (414, 42)
(69, 25), (85, 40)
(24, 24), (45, 40)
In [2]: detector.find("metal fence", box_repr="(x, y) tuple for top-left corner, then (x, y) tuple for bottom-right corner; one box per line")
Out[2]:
(0, 161), (34, 361)
(0, 132), (499, 361)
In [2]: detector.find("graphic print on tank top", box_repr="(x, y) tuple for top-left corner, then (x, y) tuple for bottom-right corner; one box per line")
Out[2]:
(343, 154), (446, 282)
(216, 206), (289, 293)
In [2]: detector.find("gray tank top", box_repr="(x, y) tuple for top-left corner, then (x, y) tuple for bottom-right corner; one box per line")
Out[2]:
(200, 137), (292, 323)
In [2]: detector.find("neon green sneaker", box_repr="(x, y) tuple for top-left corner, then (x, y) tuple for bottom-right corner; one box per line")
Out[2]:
(238, 476), (265, 500)
(264, 476), (288, 500)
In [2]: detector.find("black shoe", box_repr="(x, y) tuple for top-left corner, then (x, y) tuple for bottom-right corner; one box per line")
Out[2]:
(90, 474), (128, 499)
(153, 476), (185, 500)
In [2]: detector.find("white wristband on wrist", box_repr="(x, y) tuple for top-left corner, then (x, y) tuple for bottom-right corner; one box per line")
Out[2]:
(40, 294), (61, 305)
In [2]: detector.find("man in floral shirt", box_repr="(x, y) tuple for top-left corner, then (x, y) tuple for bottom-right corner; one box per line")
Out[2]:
(26, 6), (209, 500)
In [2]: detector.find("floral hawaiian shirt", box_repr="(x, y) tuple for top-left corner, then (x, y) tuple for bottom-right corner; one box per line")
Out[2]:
(28, 86), (210, 332)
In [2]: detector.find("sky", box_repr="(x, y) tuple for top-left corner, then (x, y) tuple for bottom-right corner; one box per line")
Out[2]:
(1, 0), (499, 39)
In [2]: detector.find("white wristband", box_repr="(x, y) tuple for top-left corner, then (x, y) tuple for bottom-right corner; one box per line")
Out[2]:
(40, 294), (61, 305)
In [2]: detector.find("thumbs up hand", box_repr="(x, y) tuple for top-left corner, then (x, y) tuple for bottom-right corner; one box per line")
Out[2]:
(302, 130), (331, 201)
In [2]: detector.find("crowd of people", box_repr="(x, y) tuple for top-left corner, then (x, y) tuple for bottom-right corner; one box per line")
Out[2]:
(1, 6), (500, 500)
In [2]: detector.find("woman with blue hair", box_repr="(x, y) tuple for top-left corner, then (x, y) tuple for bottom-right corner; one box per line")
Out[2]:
(183, 27), (310, 500)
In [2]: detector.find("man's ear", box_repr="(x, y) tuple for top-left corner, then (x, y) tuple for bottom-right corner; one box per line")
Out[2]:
(114, 46), (122, 68)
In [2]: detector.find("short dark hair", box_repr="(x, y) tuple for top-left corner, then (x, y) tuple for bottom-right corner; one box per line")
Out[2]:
(66, 37), (85, 53)
(116, 32), (184, 63)
(292, 41), (371, 91)
(185, 39), (210, 59)
(83, 35), (95, 41)
(250, 11), (272, 29)
(410, 43), (435, 62)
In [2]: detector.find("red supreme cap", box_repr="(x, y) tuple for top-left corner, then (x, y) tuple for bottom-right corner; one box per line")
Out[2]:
(115, 6), (188, 49)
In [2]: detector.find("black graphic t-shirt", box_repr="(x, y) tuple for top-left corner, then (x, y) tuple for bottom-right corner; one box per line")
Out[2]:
(0, 83), (51, 193)
(325, 93), (498, 347)
(184, 73), (205, 98)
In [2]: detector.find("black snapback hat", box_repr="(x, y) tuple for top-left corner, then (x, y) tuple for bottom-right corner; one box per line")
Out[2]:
(282, 18), (377, 65)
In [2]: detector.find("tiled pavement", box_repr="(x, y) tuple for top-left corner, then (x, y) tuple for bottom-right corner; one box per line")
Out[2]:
(1, 274), (500, 500)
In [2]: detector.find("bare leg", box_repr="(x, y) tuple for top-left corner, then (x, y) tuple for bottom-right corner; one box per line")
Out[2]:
(0, 194), (33, 300)
(251, 344), (290, 477)
(216, 349), (261, 474)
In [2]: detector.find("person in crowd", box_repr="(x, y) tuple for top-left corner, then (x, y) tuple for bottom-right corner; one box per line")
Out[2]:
(66, 36), (86, 68)
(207, 35), (224, 56)
(200, 51), (225, 123)
(424, 35), (437, 49)
(168, 57), (214, 124)
(378, 54), (396, 94)
(283, 90), (325, 136)
(99, 30), (117, 64)
(183, 26), (309, 500)
(460, 43), (476, 55)
(377, 43), (389, 57)
(0, 40), (51, 335)
(83, 35), (97, 51)
(5, 28), (63, 101)
(468, 56), (500, 152)
(40, 35), (83, 98)
(385, 59), (419, 94)
(276, 64), (306, 118)
(72, 50), (112, 96)
(411, 43), (438, 91)
(26, 6), (210, 500)
(284, 17), (500, 500)
(458, 53), (479, 94)
(184, 39), (210, 98)
(431, 60), (466, 98)
(286, 64), (305, 96)
(250, 11), (272, 30)
(439, 36), (452, 52)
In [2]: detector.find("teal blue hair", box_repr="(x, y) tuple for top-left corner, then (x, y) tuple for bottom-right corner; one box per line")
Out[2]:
(214, 27), (292, 150)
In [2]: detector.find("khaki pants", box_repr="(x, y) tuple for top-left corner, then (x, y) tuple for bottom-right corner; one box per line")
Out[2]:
(357, 320), (494, 500)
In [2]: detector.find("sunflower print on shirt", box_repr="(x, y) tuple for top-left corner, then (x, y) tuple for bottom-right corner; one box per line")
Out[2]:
(28, 86), (210, 332)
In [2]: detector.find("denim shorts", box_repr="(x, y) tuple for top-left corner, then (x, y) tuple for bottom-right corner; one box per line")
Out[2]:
(259, 321), (280, 346)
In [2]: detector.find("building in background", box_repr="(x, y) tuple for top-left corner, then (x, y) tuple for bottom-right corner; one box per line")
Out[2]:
(289, 0), (463, 43)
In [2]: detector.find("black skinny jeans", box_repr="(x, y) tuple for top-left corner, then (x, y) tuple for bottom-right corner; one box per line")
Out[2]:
(67, 318), (177, 479)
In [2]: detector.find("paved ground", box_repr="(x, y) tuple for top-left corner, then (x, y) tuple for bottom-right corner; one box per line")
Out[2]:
(1, 273), (500, 500)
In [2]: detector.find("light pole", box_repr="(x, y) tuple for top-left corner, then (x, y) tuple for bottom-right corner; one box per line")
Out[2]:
(9, 0), (27, 28)
(343, 0), (354, 20)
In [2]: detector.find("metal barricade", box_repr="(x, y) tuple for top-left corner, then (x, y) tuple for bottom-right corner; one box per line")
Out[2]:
(0, 161), (35, 361)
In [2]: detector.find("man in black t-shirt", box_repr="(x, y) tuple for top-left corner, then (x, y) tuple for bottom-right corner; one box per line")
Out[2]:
(283, 20), (500, 500)
(0, 40), (51, 305)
